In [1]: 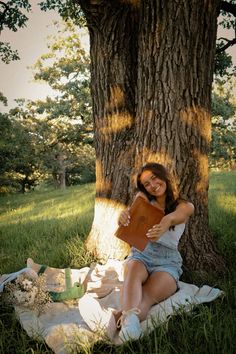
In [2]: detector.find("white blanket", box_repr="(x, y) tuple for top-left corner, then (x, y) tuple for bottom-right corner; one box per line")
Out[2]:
(1, 259), (224, 353)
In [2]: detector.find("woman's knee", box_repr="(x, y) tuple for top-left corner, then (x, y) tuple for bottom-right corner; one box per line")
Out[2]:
(124, 260), (148, 281)
(142, 272), (177, 305)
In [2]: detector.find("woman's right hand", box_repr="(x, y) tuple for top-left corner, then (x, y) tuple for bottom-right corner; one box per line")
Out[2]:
(118, 208), (130, 226)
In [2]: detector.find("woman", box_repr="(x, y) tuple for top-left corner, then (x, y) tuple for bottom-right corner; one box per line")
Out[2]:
(79, 162), (194, 342)
(117, 162), (194, 341)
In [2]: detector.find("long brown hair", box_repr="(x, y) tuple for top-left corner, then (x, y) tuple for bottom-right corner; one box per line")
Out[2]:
(137, 162), (179, 214)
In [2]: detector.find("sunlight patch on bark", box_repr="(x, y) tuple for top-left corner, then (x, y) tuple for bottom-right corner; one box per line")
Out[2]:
(98, 112), (134, 135)
(133, 147), (174, 172)
(179, 106), (211, 142)
(95, 160), (112, 194)
(93, 197), (124, 231)
(86, 197), (130, 260)
(106, 85), (125, 110)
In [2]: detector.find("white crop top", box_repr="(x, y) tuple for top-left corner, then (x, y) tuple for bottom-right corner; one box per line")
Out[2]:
(157, 223), (185, 250)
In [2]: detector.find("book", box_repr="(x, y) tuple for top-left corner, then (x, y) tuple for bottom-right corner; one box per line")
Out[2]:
(115, 196), (165, 251)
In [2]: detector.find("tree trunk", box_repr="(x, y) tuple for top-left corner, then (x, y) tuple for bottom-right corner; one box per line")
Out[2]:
(134, 0), (226, 273)
(79, 0), (139, 259)
(78, 0), (226, 274)
(56, 153), (66, 189)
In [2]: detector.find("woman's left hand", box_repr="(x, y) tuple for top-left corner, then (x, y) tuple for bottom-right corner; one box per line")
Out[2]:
(146, 215), (172, 242)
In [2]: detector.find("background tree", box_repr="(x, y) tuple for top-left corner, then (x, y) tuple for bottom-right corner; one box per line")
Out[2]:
(0, 96), (95, 193)
(30, 20), (94, 188)
(0, 21), (94, 191)
(0, 100), (42, 193)
(0, 19), (94, 192)
(32, 114), (94, 189)
(210, 78), (236, 169)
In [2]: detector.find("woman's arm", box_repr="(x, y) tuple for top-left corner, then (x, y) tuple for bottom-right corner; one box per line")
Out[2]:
(146, 201), (194, 241)
(165, 201), (195, 226)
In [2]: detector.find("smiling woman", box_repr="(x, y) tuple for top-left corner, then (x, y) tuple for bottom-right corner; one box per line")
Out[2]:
(107, 162), (194, 341)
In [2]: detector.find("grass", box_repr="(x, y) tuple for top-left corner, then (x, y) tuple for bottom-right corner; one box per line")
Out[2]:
(208, 170), (236, 272)
(0, 184), (96, 274)
(0, 171), (236, 354)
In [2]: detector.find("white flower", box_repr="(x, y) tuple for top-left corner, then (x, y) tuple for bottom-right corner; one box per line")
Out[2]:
(22, 279), (33, 291)
(26, 287), (37, 305)
(14, 290), (27, 304)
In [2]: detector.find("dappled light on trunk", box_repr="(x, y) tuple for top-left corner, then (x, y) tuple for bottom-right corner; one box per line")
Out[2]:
(98, 112), (134, 137)
(79, 0), (227, 274)
(86, 197), (130, 260)
(179, 106), (212, 143)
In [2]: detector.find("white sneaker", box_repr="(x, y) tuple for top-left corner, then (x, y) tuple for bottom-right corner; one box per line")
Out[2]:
(119, 308), (141, 342)
(79, 294), (117, 340)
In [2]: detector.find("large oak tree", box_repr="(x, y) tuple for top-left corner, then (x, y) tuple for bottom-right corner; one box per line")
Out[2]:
(2, 0), (235, 274)
(76, 0), (236, 274)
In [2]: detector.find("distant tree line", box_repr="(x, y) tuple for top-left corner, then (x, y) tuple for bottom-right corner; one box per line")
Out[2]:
(0, 22), (95, 193)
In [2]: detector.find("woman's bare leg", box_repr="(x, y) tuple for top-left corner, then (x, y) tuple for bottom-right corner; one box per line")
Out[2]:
(121, 260), (148, 311)
(138, 271), (177, 321)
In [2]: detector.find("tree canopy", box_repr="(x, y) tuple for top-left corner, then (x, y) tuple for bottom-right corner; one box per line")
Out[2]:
(0, 0), (236, 72)
(0, 21), (94, 193)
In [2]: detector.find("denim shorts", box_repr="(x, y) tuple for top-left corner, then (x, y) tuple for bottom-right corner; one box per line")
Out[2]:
(126, 242), (183, 282)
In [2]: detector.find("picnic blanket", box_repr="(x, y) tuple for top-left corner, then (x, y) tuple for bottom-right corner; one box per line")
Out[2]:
(0, 258), (224, 354)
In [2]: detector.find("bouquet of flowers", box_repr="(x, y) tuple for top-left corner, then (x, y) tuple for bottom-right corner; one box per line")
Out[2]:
(4, 272), (52, 314)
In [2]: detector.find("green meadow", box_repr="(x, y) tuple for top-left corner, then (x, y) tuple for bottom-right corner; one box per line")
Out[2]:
(0, 171), (236, 353)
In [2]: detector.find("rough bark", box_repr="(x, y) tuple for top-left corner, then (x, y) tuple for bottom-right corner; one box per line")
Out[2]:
(78, 0), (226, 274)
(134, 0), (226, 274)
(78, 0), (139, 259)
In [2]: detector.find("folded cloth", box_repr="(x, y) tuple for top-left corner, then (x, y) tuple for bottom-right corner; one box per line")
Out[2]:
(1, 259), (224, 353)
(78, 293), (117, 340)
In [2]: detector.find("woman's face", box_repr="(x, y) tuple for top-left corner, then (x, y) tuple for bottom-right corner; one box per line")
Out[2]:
(140, 170), (167, 197)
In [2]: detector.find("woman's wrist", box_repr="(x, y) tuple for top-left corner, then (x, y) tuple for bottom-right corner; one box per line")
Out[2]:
(164, 213), (175, 227)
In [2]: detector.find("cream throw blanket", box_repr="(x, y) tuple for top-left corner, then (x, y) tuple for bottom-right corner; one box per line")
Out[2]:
(0, 258), (224, 354)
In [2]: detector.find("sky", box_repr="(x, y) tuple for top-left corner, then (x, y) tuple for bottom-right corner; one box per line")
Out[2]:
(0, 2), (89, 112)
(0, 3), (60, 110)
(0, 4), (235, 113)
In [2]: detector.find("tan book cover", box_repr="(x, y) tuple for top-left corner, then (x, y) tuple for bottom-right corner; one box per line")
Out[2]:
(115, 196), (165, 251)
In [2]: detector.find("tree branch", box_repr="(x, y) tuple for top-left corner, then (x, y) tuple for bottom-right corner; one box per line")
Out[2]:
(217, 1), (236, 53)
(220, 1), (236, 17)
(218, 36), (231, 41)
(0, 1), (9, 27)
(216, 37), (236, 53)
